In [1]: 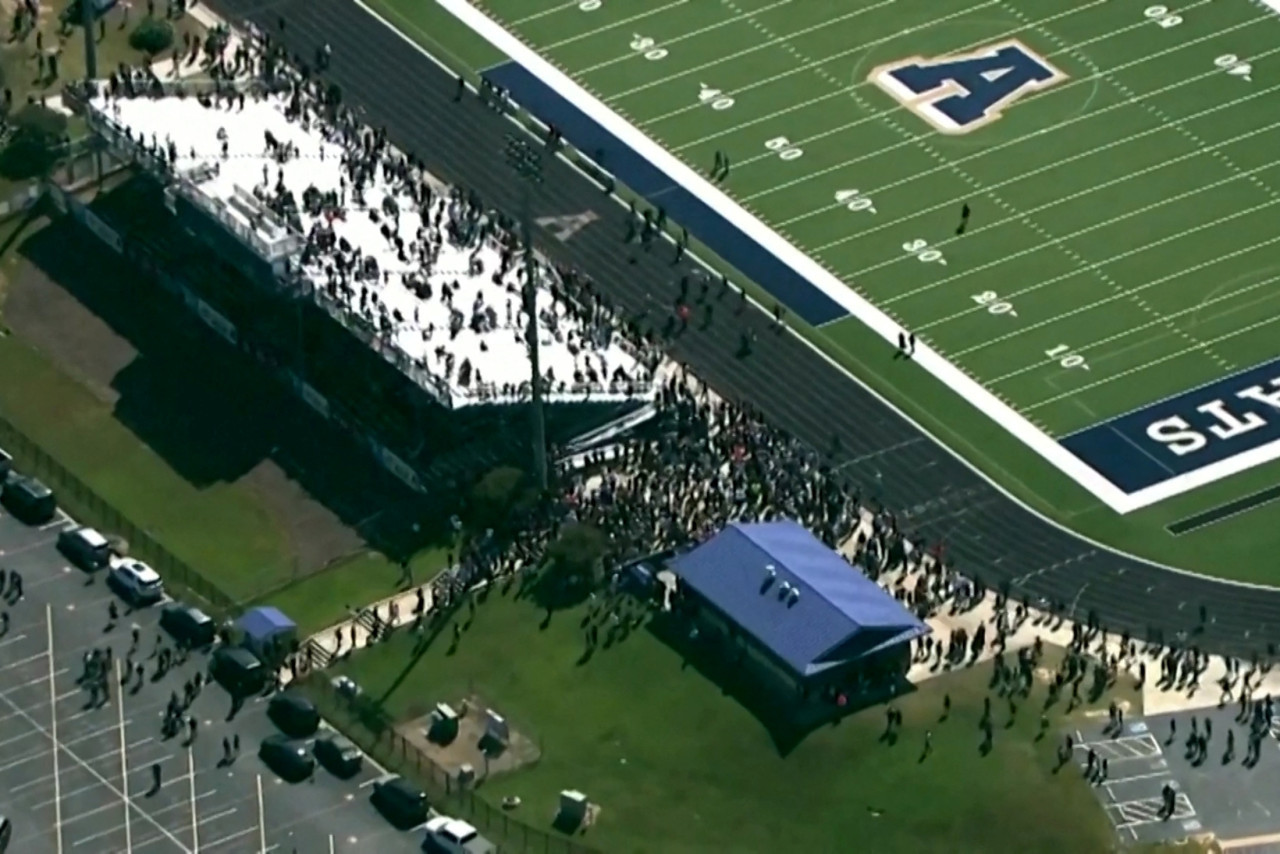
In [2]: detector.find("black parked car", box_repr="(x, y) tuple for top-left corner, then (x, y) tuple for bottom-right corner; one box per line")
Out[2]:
(210, 647), (265, 697)
(57, 526), (113, 571)
(1, 475), (56, 524)
(159, 603), (216, 649)
(371, 776), (428, 828)
(313, 733), (363, 778)
(258, 734), (315, 781)
(267, 693), (320, 738)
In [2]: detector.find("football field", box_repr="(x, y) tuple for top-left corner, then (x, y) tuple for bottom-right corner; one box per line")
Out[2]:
(433, 0), (1280, 514)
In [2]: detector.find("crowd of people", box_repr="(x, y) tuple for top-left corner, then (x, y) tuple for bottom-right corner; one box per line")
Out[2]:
(83, 27), (656, 410)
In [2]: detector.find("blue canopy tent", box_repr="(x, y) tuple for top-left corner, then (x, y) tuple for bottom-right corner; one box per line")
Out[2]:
(670, 520), (929, 685)
(236, 606), (297, 660)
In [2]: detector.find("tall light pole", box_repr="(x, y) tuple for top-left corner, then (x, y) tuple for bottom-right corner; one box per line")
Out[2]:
(504, 133), (548, 491)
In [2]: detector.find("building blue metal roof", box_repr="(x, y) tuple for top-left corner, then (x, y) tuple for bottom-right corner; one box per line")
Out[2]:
(671, 520), (929, 678)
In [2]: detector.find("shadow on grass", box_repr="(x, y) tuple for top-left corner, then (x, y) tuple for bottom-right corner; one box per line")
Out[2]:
(13, 210), (453, 571)
(645, 609), (916, 757)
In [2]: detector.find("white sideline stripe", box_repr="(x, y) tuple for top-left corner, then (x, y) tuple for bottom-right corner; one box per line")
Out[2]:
(764, 49), (1280, 225)
(691, 0), (1187, 158)
(986, 270), (1280, 386)
(438, 0), (1280, 515)
(541, 0), (690, 51)
(361, 0), (1280, 585)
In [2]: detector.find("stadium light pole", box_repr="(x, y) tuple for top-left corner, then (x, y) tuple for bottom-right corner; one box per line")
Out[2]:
(80, 0), (102, 183)
(504, 133), (549, 492)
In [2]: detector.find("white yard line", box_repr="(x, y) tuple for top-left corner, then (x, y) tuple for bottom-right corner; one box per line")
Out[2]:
(1026, 310), (1280, 412)
(987, 271), (1280, 385)
(575, 0), (800, 74)
(604, 0), (960, 97)
(509, 0), (584, 27)
(718, 2), (1261, 174)
(824, 102), (1280, 272)
(887, 168), (1280, 310)
(949, 232), (1280, 354)
(1002, 0), (1280, 203)
(673, 0), (1191, 151)
(764, 57), (1280, 224)
(541, 0), (690, 51)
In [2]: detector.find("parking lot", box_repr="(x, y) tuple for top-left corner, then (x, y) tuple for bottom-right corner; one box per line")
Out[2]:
(0, 502), (423, 853)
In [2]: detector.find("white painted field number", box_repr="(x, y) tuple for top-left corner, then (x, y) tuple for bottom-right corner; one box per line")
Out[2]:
(765, 136), (803, 161)
(630, 34), (668, 61)
(835, 189), (876, 214)
(1046, 344), (1090, 371)
(698, 84), (735, 111)
(904, 238), (946, 265)
(1144, 5), (1182, 28)
(579, 0), (602, 10)
(972, 290), (1016, 317)
(1215, 54), (1253, 81)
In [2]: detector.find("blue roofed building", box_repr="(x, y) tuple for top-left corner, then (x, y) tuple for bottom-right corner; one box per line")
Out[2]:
(669, 520), (929, 698)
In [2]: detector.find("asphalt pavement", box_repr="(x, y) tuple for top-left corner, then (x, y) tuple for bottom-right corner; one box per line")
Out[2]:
(198, 0), (1280, 659)
(0, 505), (422, 854)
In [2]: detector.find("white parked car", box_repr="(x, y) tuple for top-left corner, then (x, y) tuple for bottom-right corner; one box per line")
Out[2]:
(108, 557), (164, 605)
(422, 816), (494, 854)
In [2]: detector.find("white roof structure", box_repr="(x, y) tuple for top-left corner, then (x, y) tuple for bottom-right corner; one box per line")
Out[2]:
(84, 89), (656, 409)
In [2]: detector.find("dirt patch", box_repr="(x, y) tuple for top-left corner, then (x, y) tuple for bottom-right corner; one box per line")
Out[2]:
(241, 458), (364, 578)
(398, 695), (542, 782)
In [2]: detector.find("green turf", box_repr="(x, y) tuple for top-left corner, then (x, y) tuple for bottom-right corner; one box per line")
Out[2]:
(358, 0), (1280, 584)
(330, 587), (1136, 854)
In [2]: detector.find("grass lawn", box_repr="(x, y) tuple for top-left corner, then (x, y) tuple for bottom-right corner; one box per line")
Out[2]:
(331, 587), (1137, 854)
(263, 546), (450, 635)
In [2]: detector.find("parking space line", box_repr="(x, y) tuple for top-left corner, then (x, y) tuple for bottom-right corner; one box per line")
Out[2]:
(0, 625), (194, 853)
(22, 740), (162, 798)
(116, 660), (132, 853)
(0, 720), (130, 770)
(70, 789), (219, 848)
(188, 748), (199, 852)
(48, 605), (64, 854)
(0, 632), (27, 649)
(257, 774), (266, 853)
(200, 826), (257, 851)
(1103, 769), (1172, 788)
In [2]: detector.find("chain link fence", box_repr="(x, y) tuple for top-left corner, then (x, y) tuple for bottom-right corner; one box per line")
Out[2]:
(0, 413), (239, 617)
(301, 674), (597, 854)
